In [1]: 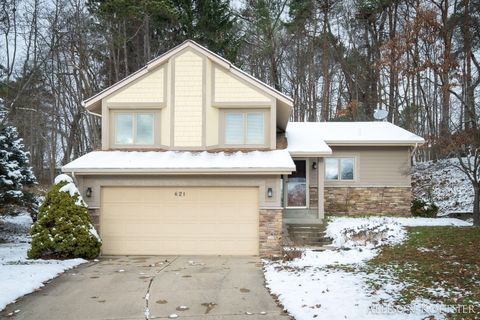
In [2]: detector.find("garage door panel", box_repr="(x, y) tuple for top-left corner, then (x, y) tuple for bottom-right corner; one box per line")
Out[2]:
(101, 222), (258, 238)
(101, 187), (259, 255)
(102, 240), (257, 256)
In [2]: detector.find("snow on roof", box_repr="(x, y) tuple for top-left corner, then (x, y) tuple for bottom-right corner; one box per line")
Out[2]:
(62, 150), (295, 174)
(286, 122), (425, 146)
(285, 124), (332, 156)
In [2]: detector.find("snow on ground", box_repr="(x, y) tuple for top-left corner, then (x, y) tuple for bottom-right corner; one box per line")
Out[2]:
(264, 217), (472, 320)
(0, 212), (86, 311)
(412, 158), (473, 215)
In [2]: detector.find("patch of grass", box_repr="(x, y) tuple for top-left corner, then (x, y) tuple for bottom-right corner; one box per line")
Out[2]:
(368, 226), (480, 319)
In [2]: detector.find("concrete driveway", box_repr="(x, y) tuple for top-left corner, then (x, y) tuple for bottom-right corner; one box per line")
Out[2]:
(1, 256), (288, 320)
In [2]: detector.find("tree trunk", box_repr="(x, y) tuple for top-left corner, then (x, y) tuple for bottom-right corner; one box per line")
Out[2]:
(473, 185), (480, 226)
(320, 2), (331, 121)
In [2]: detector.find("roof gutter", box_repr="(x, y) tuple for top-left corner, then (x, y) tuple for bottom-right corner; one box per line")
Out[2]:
(61, 167), (295, 175)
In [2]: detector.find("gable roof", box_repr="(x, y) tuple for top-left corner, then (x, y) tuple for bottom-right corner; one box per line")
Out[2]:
(286, 122), (425, 147)
(83, 40), (293, 123)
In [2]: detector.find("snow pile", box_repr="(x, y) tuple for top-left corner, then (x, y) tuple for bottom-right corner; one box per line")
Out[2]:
(412, 158), (473, 215)
(264, 217), (471, 319)
(0, 213), (86, 310)
(288, 247), (379, 268)
(54, 174), (87, 207)
(326, 216), (471, 249)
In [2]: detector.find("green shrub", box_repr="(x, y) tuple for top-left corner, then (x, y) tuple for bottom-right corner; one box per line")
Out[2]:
(28, 175), (101, 259)
(411, 199), (439, 218)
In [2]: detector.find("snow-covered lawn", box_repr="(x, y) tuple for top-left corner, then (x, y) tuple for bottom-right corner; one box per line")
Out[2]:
(413, 158), (473, 215)
(0, 213), (86, 311)
(264, 217), (474, 320)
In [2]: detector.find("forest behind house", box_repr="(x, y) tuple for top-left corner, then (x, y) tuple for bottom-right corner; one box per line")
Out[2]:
(1, 0), (479, 184)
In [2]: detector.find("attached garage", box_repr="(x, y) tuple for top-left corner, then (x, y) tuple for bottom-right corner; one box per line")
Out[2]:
(100, 186), (259, 255)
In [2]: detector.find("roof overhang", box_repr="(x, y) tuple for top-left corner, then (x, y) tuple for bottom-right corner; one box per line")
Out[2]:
(288, 151), (333, 157)
(62, 150), (296, 175)
(325, 141), (425, 146)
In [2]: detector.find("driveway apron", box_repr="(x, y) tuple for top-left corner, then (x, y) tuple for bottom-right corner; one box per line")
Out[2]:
(1, 256), (287, 320)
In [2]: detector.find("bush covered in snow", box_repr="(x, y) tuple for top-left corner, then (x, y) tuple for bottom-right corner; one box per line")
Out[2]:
(411, 199), (438, 217)
(28, 174), (101, 259)
(0, 125), (37, 215)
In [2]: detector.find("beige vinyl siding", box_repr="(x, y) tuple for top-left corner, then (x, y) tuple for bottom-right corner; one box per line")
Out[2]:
(161, 60), (172, 146)
(76, 174), (282, 209)
(173, 50), (204, 147)
(205, 59), (219, 146)
(324, 146), (411, 187)
(100, 47), (280, 150)
(106, 66), (165, 103)
(214, 67), (271, 103)
(101, 187), (259, 255)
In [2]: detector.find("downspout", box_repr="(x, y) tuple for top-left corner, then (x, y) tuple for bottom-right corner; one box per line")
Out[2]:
(71, 171), (77, 185)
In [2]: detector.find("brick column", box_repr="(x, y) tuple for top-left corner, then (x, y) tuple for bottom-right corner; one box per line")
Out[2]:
(259, 208), (283, 257)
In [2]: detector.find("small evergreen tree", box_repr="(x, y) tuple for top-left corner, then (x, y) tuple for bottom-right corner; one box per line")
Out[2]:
(0, 125), (37, 214)
(28, 175), (101, 259)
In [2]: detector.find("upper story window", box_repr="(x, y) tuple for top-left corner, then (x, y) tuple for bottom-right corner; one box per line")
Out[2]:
(114, 113), (154, 145)
(224, 112), (265, 145)
(325, 157), (355, 181)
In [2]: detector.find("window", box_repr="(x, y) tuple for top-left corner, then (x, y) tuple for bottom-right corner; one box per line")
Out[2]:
(114, 113), (154, 145)
(224, 112), (265, 145)
(325, 158), (355, 181)
(287, 160), (307, 207)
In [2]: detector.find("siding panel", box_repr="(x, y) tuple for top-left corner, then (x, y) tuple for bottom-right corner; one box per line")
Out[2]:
(214, 67), (271, 102)
(324, 146), (411, 187)
(174, 50), (204, 147)
(107, 67), (164, 103)
(174, 51), (204, 147)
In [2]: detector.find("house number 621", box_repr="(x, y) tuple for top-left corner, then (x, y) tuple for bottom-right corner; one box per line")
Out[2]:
(174, 191), (186, 197)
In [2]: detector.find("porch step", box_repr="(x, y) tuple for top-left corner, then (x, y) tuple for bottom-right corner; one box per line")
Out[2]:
(286, 223), (333, 247)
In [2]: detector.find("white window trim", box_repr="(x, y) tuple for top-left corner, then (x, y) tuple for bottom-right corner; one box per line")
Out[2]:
(285, 158), (309, 209)
(223, 111), (266, 147)
(114, 112), (155, 146)
(325, 157), (356, 181)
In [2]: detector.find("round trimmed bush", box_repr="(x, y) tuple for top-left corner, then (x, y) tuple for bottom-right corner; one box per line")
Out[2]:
(28, 175), (101, 259)
(411, 199), (439, 218)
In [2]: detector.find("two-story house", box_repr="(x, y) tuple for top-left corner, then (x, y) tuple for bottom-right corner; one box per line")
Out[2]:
(63, 40), (424, 257)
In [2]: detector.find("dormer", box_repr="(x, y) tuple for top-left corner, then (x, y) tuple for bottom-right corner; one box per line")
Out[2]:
(83, 41), (293, 151)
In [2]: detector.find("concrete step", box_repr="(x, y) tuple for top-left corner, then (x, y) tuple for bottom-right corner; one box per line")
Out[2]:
(292, 238), (332, 245)
(287, 224), (326, 230)
(286, 223), (333, 247)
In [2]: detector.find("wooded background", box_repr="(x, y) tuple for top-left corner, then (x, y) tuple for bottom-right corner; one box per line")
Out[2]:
(1, 0), (479, 183)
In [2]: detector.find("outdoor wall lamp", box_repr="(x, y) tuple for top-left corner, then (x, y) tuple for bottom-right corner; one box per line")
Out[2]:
(267, 187), (273, 198)
(85, 187), (92, 198)
(312, 161), (317, 170)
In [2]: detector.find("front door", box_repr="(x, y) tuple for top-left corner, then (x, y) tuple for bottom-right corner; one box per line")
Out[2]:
(287, 159), (307, 207)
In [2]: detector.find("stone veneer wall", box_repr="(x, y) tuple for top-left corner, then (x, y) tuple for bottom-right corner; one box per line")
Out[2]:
(259, 208), (283, 257)
(309, 186), (318, 208)
(88, 209), (100, 233)
(324, 187), (411, 216)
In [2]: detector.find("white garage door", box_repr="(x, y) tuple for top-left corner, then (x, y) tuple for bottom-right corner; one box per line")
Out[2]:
(101, 187), (259, 255)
